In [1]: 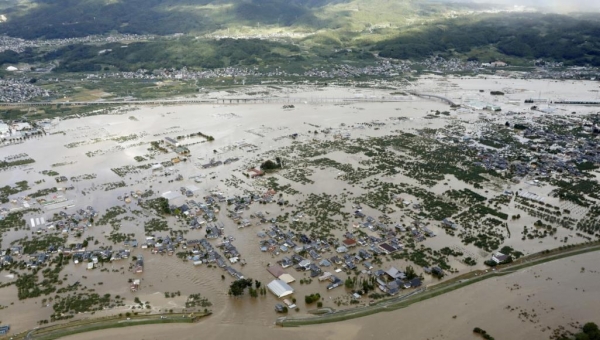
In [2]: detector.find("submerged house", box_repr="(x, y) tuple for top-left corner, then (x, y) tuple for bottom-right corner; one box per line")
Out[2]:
(135, 256), (144, 273)
(267, 279), (294, 298)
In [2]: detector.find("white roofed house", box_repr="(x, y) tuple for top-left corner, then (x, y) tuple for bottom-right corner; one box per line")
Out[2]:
(12, 122), (31, 131)
(385, 266), (406, 280)
(278, 273), (296, 284)
(267, 279), (294, 298)
(491, 252), (511, 264)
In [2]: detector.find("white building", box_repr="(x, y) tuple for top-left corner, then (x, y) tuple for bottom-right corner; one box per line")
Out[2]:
(267, 279), (294, 298)
(161, 190), (182, 202)
(0, 122), (9, 135)
(12, 122), (31, 131)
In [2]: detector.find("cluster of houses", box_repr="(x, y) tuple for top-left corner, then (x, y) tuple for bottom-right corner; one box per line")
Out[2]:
(202, 159), (222, 169)
(212, 191), (448, 296)
(1, 241), (140, 271)
(354, 210), (439, 243)
(24, 206), (98, 235)
(375, 267), (423, 295)
(184, 238), (245, 279)
(1, 249), (48, 268)
(0, 79), (51, 103)
(0, 176), (453, 316)
(133, 231), (246, 278)
(192, 157), (239, 170)
(451, 116), (600, 181)
(473, 149), (510, 172)
(164, 190), (268, 231)
(0, 34), (153, 56)
(164, 194), (226, 225)
(0, 119), (46, 142)
(521, 122), (600, 174)
(143, 235), (179, 256)
(251, 223), (444, 297)
(252, 224), (446, 299)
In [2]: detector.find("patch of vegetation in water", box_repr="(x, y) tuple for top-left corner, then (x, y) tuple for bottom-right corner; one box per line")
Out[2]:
(0, 180), (29, 203)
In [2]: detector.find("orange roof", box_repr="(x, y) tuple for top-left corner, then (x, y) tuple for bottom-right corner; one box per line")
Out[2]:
(342, 239), (357, 246)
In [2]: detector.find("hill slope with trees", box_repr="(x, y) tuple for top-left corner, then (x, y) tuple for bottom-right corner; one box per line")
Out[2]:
(373, 13), (600, 66)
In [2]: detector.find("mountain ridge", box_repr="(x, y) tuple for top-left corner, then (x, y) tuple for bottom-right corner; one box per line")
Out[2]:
(0, 0), (501, 39)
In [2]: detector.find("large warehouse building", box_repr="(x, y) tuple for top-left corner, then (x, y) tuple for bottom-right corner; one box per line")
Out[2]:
(267, 279), (294, 298)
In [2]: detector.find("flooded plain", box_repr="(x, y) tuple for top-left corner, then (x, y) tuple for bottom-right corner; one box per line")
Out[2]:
(61, 252), (600, 340)
(1, 80), (600, 337)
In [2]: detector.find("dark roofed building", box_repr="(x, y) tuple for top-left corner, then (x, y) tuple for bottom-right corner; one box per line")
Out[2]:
(267, 264), (285, 278)
(379, 242), (396, 253)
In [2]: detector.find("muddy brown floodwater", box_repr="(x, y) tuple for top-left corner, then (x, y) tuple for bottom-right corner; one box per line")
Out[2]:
(2, 80), (600, 339)
(60, 252), (600, 340)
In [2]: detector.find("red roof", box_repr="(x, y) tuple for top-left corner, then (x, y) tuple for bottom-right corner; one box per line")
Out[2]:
(342, 239), (357, 246)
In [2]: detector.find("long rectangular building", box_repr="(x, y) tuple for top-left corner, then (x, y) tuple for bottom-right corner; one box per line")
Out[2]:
(267, 279), (294, 298)
(164, 137), (179, 146)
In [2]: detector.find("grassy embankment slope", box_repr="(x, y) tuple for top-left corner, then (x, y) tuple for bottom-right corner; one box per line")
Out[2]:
(10, 312), (210, 340)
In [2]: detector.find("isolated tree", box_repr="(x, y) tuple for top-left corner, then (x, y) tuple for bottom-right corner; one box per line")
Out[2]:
(405, 265), (417, 280)
(581, 323), (600, 340)
(260, 160), (280, 170)
(228, 278), (253, 297)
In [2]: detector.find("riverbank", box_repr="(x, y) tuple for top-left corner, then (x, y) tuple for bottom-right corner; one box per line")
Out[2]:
(54, 249), (600, 340)
(11, 312), (210, 340)
(10, 242), (599, 340)
(277, 241), (600, 326)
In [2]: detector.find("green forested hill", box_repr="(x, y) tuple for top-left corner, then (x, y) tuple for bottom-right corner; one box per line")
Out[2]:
(373, 13), (600, 66)
(0, 0), (492, 39)
(46, 38), (302, 71)
(1, 0), (600, 69)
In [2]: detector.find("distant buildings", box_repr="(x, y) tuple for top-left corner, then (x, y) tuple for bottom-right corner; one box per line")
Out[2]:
(0, 79), (51, 103)
(464, 100), (502, 112)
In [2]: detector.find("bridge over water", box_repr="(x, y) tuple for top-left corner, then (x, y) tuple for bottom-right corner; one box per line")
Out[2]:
(407, 92), (457, 106)
(552, 100), (600, 106)
(0, 93), (457, 107)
